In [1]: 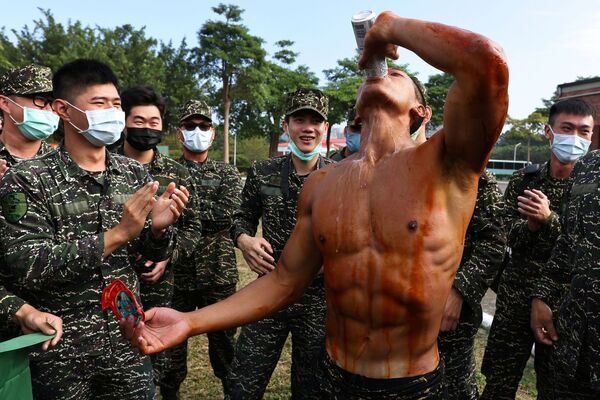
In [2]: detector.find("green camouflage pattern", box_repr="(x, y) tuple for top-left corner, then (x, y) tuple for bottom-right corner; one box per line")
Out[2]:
(174, 157), (241, 290)
(532, 151), (600, 393)
(0, 144), (174, 397)
(285, 88), (329, 119)
(481, 161), (572, 400)
(0, 140), (53, 169)
(0, 64), (53, 96)
(329, 148), (349, 162)
(159, 156), (241, 396)
(178, 99), (212, 122)
(227, 154), (333, 399)
(438, 170), (506, 400)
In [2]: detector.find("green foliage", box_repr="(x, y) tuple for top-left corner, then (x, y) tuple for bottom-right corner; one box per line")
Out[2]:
(424, 72), (453, 129)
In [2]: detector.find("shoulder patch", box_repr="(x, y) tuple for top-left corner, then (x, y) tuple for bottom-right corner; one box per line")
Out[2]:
(1, 192), (28, 223)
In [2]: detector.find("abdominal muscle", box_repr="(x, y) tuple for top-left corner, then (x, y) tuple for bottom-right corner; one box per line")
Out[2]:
(323, 239), (460, 379)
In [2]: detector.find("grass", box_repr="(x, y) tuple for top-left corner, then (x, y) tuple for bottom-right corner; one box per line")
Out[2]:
(168, 249), (539, 399)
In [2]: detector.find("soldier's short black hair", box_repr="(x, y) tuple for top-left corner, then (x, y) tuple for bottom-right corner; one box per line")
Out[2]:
(409, 75), (427, 107)
(52, 59), (118, 102)
(120, 85), (166, 118)
(549, 98), (597, 126)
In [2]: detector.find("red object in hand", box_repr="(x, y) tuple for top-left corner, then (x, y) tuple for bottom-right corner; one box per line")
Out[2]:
(101, 279), (145, 323)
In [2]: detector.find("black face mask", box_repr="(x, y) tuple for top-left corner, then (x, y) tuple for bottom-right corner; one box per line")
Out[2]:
(125, 127), (163, 151)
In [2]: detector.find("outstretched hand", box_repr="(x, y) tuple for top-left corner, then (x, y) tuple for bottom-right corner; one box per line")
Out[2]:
(120, 307), (191, 354)
(358, 11), (399, 70)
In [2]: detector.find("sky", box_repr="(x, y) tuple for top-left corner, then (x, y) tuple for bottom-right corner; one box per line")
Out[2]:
(3, 0), (600, 119)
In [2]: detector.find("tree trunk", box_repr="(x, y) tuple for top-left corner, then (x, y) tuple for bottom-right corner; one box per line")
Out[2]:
(222, 74), (231, 163)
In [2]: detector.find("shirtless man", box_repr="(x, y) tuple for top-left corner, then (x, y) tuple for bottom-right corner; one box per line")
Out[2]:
(122, 12), (508, 398)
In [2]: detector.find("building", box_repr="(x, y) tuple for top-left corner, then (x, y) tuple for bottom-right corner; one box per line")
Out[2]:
(556, 77), (600, 149)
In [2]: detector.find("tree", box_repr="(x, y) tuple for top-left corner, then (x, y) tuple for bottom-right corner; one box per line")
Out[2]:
(196, 3), (266, 163)
(424, 72), (453, 130)
(498, 112), (547, 162)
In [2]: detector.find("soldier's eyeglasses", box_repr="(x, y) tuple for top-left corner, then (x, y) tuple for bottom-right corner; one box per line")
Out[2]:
(25, 95), (54, 109)
(181, 122), (212, 131)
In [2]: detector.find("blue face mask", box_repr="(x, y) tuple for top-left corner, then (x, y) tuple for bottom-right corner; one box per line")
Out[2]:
(550, 128), (591, 163)
(68, 103), (125, 147)
(288, 140), (322, 161)
(6, 97), (59, 140)
(346, 130), (361, 152)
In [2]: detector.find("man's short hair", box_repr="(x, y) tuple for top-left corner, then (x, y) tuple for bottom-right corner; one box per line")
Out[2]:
(52, 59), (119, 102)
(120, 85), (166, 118)
(549, 98), (597, 126)
(409, 75), (427, 107)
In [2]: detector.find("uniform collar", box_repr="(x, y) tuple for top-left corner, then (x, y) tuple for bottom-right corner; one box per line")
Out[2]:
(57, 142), (121, 182)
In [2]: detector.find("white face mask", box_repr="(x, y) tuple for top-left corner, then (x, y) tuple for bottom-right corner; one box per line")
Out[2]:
(181, 127), (213, 153)
(68, 103), (125, 147)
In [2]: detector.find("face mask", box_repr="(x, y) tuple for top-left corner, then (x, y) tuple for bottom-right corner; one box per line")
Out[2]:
(346, 130), (361, 152)
(126, 127), (162, 151)
(288, 140), (322, 161)
(6, 98), (59, 140)
(550, 128), (591, 163)
(68, 103), (125, 147)
(181, 127), (212, 153)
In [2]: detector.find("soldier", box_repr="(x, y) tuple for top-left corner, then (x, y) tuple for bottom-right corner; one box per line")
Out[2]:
(530, 100), (599, 399)
(330, 107), (360, 161)
(481, 99), (595, 399)
(157, 99), (242, 399)
(438, 170), (506, 399)
(0, 59), (188, 399)
(118, 85), (202, 385)
(226, 88), (333, 399)
(0, 64), (57, 180)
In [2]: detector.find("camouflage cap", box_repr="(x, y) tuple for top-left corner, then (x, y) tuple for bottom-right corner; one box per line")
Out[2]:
(285, 88), (329, 120)
(179, 99), (212, 123)
(0, 64), (53, 96)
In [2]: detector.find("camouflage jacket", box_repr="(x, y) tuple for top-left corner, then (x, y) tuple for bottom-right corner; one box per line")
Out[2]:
(454, 171), (506, 317)
(230, 154), (334, 264)
(0, 139), (53, 168)
(329, 147), (349, 162)
(503, 161), (572, 280)
(0, 285), (25, 328)
(116, 147), (202, 265)
(532, 152), (600, 388)
(176, 157), (242, 290)
(0, 144), (174, 360)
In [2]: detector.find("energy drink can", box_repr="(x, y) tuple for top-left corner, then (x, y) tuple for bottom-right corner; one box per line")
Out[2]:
(351, 10), (387, 77)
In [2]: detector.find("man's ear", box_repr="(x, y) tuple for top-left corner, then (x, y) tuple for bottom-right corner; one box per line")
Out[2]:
(424, 106), (432, 125)
(176, 127), (184, 141)
(0, 96), (11, 114)
(52, 99), (71, 121)
(210, 127), (215, 142)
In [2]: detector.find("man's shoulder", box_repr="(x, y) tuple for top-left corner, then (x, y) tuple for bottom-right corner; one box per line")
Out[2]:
(157, 154), (190, 176)
(252, 156), (288, 175)
(207, 159), (239, 175)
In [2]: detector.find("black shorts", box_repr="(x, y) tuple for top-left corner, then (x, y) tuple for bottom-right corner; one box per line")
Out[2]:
(319, 351), (445, 399)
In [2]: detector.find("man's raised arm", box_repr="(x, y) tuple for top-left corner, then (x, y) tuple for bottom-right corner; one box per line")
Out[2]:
(123, 172), (326, 355)
(360, 12), (509, 173)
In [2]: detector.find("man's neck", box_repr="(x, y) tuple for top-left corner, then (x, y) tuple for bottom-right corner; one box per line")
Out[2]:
(548, 154), (576, 180)
(361, 110), (415, 163)
(183, 147), (209, 163)
(64, 128), (107, 171)
(0, 126), (42, 159)
(123, 141), (154, 165)
(291, 153), (319, 176)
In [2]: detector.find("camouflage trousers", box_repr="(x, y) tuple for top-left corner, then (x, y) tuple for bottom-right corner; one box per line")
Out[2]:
(481, 271), (541, 400)
(319, 349), (446, 399)
(437, 302), (480, 400)
(226, 275), (326, 400)
(137, 259), (174, 384)
(158, 284), (237, 397)
(30, 345), (154, 400)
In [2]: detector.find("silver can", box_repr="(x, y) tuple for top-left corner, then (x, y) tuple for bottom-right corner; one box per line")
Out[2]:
(351, 10), (387, 77)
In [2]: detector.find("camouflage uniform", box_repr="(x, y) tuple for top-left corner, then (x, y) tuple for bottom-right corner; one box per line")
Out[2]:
(158, 100), (242, 398)
(116, 146), (202, 383)
(0, 64), (55, 341)
(437, 171), (506, 400)
(329, 147), (349, 161)
(531, 152), (600, 398)
(481, 161), (572, 400)
(226, 88), (332, 400)
(228, 154), (333, 400)
(0, 144), (175, 399)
